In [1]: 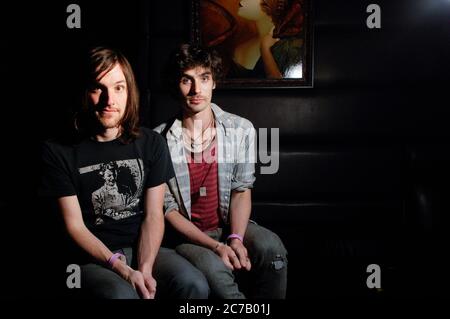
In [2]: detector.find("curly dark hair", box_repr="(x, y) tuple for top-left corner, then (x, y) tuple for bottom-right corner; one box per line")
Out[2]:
(164, 43), (223, 97)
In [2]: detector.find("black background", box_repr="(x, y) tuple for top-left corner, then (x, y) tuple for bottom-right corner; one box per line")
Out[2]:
(1, 0), (450, 304)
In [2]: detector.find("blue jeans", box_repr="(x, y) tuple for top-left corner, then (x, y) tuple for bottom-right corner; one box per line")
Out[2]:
(174, 223), (288, 299)
(78, 247), (209, 299)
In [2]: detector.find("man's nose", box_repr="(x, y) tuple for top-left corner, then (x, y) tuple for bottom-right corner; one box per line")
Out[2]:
(190, 79), (201, 95)
(102, 90), (115, 106)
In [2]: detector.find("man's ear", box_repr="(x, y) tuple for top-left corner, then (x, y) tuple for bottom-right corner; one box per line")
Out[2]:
(213, 81), (216, 90)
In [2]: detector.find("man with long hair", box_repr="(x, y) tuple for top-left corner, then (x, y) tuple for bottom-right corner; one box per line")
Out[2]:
(40, 47), (209, 299)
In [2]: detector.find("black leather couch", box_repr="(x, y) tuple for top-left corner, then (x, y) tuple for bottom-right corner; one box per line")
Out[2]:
(146, 62), (450, 298)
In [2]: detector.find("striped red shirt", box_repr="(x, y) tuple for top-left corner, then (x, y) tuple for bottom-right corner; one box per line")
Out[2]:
(187, 140), (220, 232)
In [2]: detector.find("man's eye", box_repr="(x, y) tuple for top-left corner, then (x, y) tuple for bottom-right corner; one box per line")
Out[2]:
(201, 76), (210, 82)
(115, 85), (126, 92)
(181, 78), (191, 85)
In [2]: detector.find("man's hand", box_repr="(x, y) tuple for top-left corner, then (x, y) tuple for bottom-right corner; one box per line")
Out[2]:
(141, 271), (157, 299)
(126, 269), (152, 299)
(214, 242), (251, 271)
(229, 239), (251, 271)
(113, 261), (152, 299)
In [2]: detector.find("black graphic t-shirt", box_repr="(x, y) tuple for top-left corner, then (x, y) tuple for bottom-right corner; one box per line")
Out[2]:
(40, 128), (174, 250)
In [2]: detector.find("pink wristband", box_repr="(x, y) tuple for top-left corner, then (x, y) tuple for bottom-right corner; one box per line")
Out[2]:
(227, 233), (243, 242)
(107, 253), (125, 268)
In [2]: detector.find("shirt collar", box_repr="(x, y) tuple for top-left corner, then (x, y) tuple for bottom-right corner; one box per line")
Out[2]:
(168, 103), (231, 140)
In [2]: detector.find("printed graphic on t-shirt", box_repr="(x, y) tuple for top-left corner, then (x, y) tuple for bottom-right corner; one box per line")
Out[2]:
(79, 159), (144, 225)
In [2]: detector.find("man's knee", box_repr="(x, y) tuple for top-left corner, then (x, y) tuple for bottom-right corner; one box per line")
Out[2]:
(155, 247), (210, 298)
(177, 244), (224, 271)
(246, 225), (288, 266)
(170, 267), (210, 299)
(81, 264), (140, 299)
(89, 281), (140, 299)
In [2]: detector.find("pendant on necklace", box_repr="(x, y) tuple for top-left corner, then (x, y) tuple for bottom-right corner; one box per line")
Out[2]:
(199, 186), (207, 197)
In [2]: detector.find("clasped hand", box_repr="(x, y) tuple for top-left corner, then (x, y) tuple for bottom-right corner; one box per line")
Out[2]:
(215, 241), (251, 271)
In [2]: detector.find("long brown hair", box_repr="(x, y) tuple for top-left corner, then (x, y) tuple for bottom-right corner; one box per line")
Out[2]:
(77, 47), (140, 143)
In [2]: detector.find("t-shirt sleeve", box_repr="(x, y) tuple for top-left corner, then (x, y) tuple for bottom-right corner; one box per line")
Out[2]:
(39, 142), (77, 198)
(145, 131), (175, 189)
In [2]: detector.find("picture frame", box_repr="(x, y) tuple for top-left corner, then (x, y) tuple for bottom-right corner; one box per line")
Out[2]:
(190, 0), (313, 88)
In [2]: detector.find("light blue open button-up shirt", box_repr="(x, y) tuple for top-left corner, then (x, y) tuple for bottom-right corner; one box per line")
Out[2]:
(154, 103), (256, 224)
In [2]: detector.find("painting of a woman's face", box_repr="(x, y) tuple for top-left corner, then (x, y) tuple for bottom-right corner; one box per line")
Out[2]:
(194, 0), (312, 87)
(237, 0), (267, 21)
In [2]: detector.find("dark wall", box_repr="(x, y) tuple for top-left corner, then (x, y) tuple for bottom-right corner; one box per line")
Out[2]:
(2, 0), (450, 299)
(146, 0), (450, 298)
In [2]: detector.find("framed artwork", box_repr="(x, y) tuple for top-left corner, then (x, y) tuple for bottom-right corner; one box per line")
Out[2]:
(191, 0), (313, 88)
